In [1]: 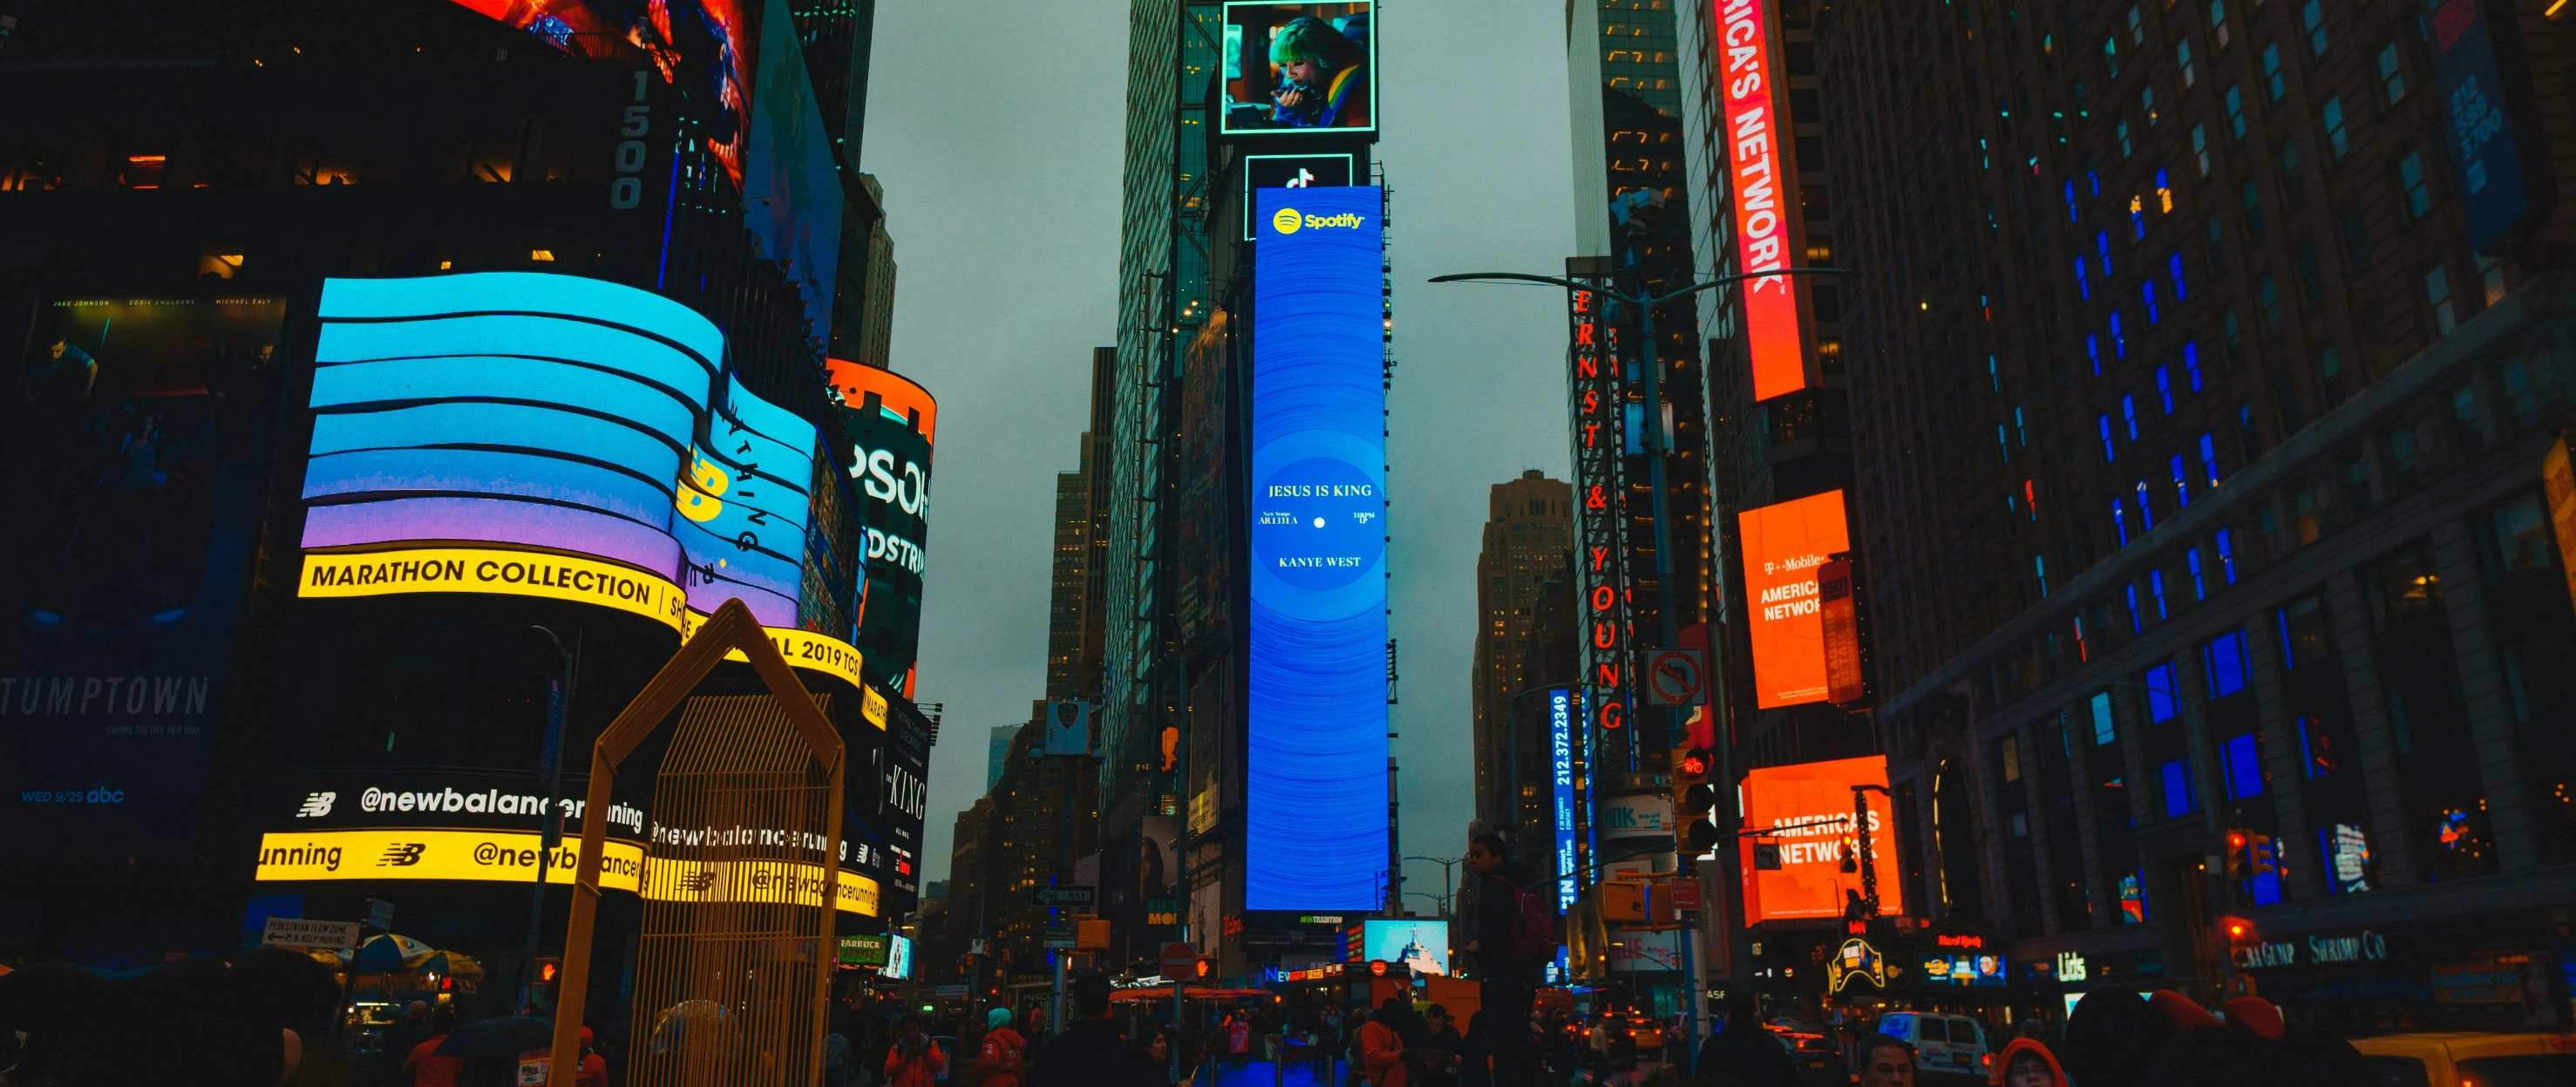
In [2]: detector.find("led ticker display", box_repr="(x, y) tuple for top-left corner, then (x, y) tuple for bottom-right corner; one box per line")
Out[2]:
(1550, 688), (1580, 913)
(253, 829), (879, 914)
(298, 273), (861, 690)
(1247, 186), (1388, 911)
(825, 359), (936, 694)
(1714, 0), (1812, 401)
(1737, 490), (1849, 709)
(1220, 3), (1376, 138)
(1738, 755), (1901, 923)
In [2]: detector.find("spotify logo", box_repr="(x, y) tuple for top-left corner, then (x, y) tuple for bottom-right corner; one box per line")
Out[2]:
(1273, 207), (1303, 234)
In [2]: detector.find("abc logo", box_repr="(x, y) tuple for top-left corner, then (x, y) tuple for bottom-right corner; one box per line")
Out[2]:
(1272, 207), (1302, 234)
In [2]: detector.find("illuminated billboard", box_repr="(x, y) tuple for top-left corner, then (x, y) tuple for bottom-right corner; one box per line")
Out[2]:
(1713, 0), (1811, 401)
(1, 296), (288, 860)
(1221, 3), (1376, 139)
(826, 359), (936, 694)
(1550, 688), (1579, 912)
(1739, 755), (1902, 922)
(1737, 490), (1849, 709)
(447, 0), (753, 187)
(1363, 918), (1449, 975)
(1247, 186), (1388, 910)
(744, 0), (843, 339)
(299, 273), (862, 690)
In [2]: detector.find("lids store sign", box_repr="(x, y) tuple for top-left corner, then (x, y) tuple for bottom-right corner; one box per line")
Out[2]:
(2233, 928), (2392, 969)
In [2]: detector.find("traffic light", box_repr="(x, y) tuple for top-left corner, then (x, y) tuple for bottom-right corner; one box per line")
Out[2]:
(1675, 747), (1720, 853)
(533, 957), (561, 988)
(1601, 880), (1647, 923)
(1076, 918), (1111, 952)
(2219, 915), (2256, 946)
(2226, 831), (2253, 880)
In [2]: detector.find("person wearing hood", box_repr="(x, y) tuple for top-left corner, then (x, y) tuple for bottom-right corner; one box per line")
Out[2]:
(1998, 1036), (2070, 1087)
(1358, 996), (1414, 1087)
(1028, 973), (1159, 1087)
(976, 1006), (1029, 1087)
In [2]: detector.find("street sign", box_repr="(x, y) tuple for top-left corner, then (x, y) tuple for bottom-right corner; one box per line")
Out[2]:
(1043, 938), (1077, 949)
(1668, 879), (1703, 911)
(1161, 941), (1198, 972)
(262, 918), (361, 950)
(935, 984), (970, 998)
(1644, 649), (1709, 707)
(1033, 886), (1096, 907)
(364, 897), (396, 930)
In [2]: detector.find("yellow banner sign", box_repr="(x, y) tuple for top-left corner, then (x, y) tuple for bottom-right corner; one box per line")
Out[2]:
(299, 547), (871, 700)
(641, 857), (880, 916)
(300, 548), (686, 629)
(254, 829), (646, 893)
(255, 830), (877, 915)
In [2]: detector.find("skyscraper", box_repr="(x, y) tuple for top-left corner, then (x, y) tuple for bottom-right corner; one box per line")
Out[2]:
(1811, 0), (2576, 1018)
(1471, 471), (1575, 839)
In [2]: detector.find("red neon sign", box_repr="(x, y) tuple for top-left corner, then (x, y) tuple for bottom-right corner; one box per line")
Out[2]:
(1935, 934), (1985, 948)
(1716, 0), (1811, 402)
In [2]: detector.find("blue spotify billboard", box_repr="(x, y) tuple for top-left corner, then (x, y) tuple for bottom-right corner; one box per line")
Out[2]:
(1247, 185), (1387, 910)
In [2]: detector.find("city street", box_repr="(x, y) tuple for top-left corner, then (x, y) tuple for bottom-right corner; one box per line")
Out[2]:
(5, 0), (2576, 1084)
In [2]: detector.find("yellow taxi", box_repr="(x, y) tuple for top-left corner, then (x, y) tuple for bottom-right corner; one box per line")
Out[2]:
(2350, 1031), (2576, 1085)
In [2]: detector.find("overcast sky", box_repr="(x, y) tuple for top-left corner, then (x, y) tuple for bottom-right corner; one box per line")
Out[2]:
(865, 0), (1577, 897)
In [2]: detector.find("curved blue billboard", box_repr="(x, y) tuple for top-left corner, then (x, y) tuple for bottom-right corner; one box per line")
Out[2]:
(1247, 186), (1388, 910)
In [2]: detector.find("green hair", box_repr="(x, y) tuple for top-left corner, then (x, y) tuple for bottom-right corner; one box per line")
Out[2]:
(1269, 17), (1342, 69)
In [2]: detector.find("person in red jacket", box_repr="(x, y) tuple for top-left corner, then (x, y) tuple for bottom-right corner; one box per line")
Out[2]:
(574, 1026), (609, 1087)
(1358, 998), (1410, 1087)
(976, 1007), (1029, 1087)
(886, 1014), (947, 1087)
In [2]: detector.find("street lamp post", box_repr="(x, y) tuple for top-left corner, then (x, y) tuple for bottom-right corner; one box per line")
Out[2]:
(1402, 855), (1462, 918)
(1432, 262), (1845, 1075)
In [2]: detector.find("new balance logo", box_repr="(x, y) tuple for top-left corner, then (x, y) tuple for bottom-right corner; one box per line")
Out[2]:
(378, 843), (425, 866)
(296, 791), (336, 818)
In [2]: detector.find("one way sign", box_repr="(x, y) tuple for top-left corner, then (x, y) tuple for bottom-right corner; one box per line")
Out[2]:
(1033, 886), (1095, 907)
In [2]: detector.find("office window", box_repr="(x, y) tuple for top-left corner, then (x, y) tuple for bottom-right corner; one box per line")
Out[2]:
(2241, 179), (2265, 238)
(2278, 139), (2305, 201)
(2206, 214), (2228, 271)
(2104, 34), (2121, 78)
(2259, 274), (2281, 329)
(2097, 232), (2113, 275)
(2199, 431), (2221, 486)
(2317, 346), (2346, 408)
(2157, 368), (2176, 413)
(2206, 630), (2251, 697)
(2322, 97), (2349, 158)
(2170, 253), (2190, 300)
(2117, 119), (2134, 158)
(2378, 43), (2406, 104)
(2130, 5), (2146, 44)
(2131, 194), (2149, 240)
(2036, 554), (2050, 598)
(2210, 0), (2231, 49)
(2426, 265), (2456, 335)
(2076, 258), (2090, 300)
(2341, 207), (2372, 271)
(2114, 499), (2132, 547)
(2192, 125), (2211, 174)
(2144, 279), (2159, 323)
(2064, 179), (2081, 222)
(2184, 343), (2204, 390)
(2226, 85), (2248, 139)
(2126, 583), (2145, 632)
(2090, 690), (2118, 745)
(2112, 311), (2127, 357)
(2263, 43), (2286, 99)
(2088, 335), (2104, 375)
(2138, 481), (2157, 531)
(2178, 40), (2197, 85)
(2171, 453), (2193, 507)
(2220, 732), (2264, 798)
(2297, 238), (2326, 302)
(2123, 395), (2141, 440)
(2302, 0), (2328, 55)
(2215, 527), (2239, 583)
(2398, 153), (2431, 219)
(2162, 758), (2199, 818)
(2151, 567), (2172, 620)
(2144, 661), (2181, 721)
(2144, 85), (2160, 126)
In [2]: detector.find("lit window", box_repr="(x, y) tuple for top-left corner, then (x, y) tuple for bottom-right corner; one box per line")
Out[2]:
(2192, 126), (2211, 175)
(2088, 335), (2104, 375)
(2126, 583), (2144, 631)
(2156, 367), (2175, 413)
(2137, 481), (2156, 531)
(2210, 0), (2231, 49)
(2216, 527), (2238, 583)
(2130, 5), (2146, 44)
(2171, 453), (2192, 507)
(2100, 416), (2118, 461)
(2170, 253), (2190, 300)
(2219, 732), (2262, 799)
(2188, 548), (2209, 600)
(2321, 97), (2349, 157)
(2117, 119), (2134, 157)
(2036, 554), (2050, 598)
(2090, 691), (2118, 745)
(2110, 311), (2126, 357)
(2142, 84), (2158, 126)
(2178, 39), (2196, 86)
(2302, 0), (2328, 55)
(2225, 85), (2247, 139)
(2378, 44), (2406, 104)
(2064, 179), (2081, 221)
(2262, 43), (2286, 100)
(2426, 265), (2457, 335)
(2123, 395), (2140, 440)
(2184, 343), (2203, 391)
(2097, 232), (2113, 275)
(2114, 500), (2131, 547)
(2161, 757), (2190, 814)
(2398, 153), (2431, 219)
(2144, 662), (2180, 720)
(2144, 279), (2159, 323)
(2199, 431), (2221, 487)
(2076, 258), (2090, 300)
(2104, 35), (2121, 78)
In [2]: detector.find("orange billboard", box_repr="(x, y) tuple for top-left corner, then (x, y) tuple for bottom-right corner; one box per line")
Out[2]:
(1740, 755), (1902, 923)
(1737, 491), (1849, 709)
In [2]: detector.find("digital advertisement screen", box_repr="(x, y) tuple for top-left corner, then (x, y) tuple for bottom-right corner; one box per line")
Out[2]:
(447, 0), (753, 187)
(1738, 755), (1902, 922)
(1, 296), (288, 860)
(1714, 0), (1811, 401)
(1246, 186), (1388, 910)
(1550, 688), (1579, 913)
(299, 273), (860, 683)
(744, 0), (843, 341)
(879, 934), (914, 980)
(1363, 918), (1448, 975)
(1917, 950), (2008, 988)
(1240, 154), (1356, 239)
(826, 359), (935, 694)
(1737, 490), (1849, 709)
(2430, 0), (2546, 251)
(1221, 3), (1376, 138)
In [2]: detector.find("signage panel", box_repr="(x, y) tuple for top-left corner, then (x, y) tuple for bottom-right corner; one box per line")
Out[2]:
(2, 296), (288, 860)
(826, 359), (936, 694)
(1713, 0), (1812, 400)
(1362, 918), (1449, 976)
(262, 918), (362, 950)
(1247, 186), (1389, 910)
(1738, 755), (1901, 922)
(2430, 0), (2552, 252)
(1550, 688), (1579, 912)
(1220, 3), (1377, 139)
(1241, 154), (1356, 239)
(1737, 491), (1850, 709)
